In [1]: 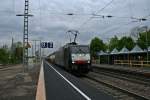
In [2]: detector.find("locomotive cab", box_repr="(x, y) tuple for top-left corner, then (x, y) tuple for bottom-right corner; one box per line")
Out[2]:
(69, 44), (91, 73)
(54, 42), (91, 74)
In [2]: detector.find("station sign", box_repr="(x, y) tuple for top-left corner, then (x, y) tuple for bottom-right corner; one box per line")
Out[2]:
(41, 42), (53, 48)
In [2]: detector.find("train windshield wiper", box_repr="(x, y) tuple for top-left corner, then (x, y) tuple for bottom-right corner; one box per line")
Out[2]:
(78, 47), (86, 54)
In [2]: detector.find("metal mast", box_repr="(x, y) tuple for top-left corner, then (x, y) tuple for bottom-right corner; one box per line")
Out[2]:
(16, 0), (33, 69)
(23, 0), (29, 66)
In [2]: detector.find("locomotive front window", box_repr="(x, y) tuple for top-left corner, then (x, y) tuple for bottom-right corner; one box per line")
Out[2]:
(71, 46), (90, 54)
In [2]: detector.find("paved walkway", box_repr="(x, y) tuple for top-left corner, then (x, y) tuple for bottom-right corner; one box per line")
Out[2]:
(0, 64), (40, 100)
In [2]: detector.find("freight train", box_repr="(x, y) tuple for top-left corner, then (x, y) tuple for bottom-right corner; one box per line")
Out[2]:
(47, 42), (92, 74)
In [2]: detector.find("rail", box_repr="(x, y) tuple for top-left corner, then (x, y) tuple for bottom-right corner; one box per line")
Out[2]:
(86, 73), (150, 100)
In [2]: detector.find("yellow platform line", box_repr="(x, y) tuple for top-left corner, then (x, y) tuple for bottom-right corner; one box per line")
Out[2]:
(36, 61), (46, 100)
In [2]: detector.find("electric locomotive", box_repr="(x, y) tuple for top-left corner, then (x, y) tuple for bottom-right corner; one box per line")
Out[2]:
(54, 42), (91, 74)
(48, 30), (92, 74)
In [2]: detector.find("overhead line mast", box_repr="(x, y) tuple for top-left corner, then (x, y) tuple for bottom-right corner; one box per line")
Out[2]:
(16, 0), (33, 70)
(24, 0), (29, 66)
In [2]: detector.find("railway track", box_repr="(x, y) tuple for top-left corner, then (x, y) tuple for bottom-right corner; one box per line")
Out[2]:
(93, 67), (150, 86)
(93, 68), (150, 86)
(0, 64), (20, 70)
(83, 72), (150, 100)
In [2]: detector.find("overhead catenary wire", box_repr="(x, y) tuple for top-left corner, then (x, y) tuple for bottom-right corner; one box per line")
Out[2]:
(98, 19), (149, 38)
(1, 0), (150, 38)
(77, 0), (150, 36)
(95, 0), (115, 14)
(20, 0), (150, 37)
(77, 0), (115, 30)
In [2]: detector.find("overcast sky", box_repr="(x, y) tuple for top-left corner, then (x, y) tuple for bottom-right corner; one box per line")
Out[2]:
(0, 0), (150, 54)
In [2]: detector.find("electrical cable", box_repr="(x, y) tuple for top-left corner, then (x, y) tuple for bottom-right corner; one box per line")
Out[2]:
(95, 0), (115, 14)
(77, 0), (115, 30)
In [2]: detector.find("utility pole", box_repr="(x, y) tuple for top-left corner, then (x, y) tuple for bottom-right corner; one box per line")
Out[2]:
(10, 33), (14, 64)
(35, 40), (37, 64)
(11, 33), (14, 53)
(35, 40), (36, 57)
(16, 0), (33, 71)
(146, 28), (149, 64)
(106, 38), (111, 64)
(32, 45), (34, 57)
(142, 26), (149, 64)
(39, 40), (42, 63)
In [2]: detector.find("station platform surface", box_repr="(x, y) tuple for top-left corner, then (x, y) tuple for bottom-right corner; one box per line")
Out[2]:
(43, 61), (115, 100)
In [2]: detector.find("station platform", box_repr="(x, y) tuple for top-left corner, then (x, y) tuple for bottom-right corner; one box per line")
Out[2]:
(36, 61), (115, 100)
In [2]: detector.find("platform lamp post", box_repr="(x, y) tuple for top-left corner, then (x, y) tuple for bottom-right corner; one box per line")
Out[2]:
(146, 27), (149, 64)
(16, 0), (33, 72)
(141, 26), (149, 64)
(131, 18), (148, 64)
(105, 38), (111, 64)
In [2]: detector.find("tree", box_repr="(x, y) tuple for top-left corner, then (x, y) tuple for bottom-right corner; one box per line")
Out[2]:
(13, 42), (23, 63)
(10, 42), (23, 64)
(90, 37), (106, 57)
(118, 36), (135, 51)
(14, 47), (23, 62)
(137, 30), (150, 49)
(0, 42), (23, 64)
(130, 26), (147, 40)
(0, 48), (9, 64)
(109, 36), (119, 51)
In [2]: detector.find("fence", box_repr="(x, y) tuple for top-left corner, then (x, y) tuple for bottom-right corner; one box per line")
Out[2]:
(114, 60), (150, 67)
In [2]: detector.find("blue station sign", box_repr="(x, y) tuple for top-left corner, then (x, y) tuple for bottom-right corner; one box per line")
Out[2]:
(41, 42), (53, 48)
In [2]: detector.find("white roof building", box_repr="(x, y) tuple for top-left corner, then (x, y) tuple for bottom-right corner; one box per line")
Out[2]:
(119, 47), (129, 54)
(111, 48), (119, 55)
(130, 45), (144, 53)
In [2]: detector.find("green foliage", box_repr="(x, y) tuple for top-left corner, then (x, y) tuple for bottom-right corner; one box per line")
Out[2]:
(109, 36), (119, 51)
(90, 29), (150, 58)
(137, 31), (150, 49)
(0, 42), (23, 64)
(14, 42), (22, 48)
(90, 35), (135, 57)
(15, 47), (23, 63)
(108, 36), (135, 51)
(0, 48), (9, 64)
(117, 36), (135, 51)
(90, 37), (106, 57)
(13, 42), (23, 63)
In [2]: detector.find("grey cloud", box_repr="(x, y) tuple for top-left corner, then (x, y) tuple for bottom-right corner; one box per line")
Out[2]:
(0, 0), (150, 54)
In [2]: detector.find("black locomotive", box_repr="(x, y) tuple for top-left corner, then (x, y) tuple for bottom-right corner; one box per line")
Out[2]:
(48, 42), (92, 74)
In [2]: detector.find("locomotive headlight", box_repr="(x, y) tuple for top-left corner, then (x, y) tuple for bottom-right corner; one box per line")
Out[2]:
(72, 61), (75, 64)
(87, 60), (90, 63)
